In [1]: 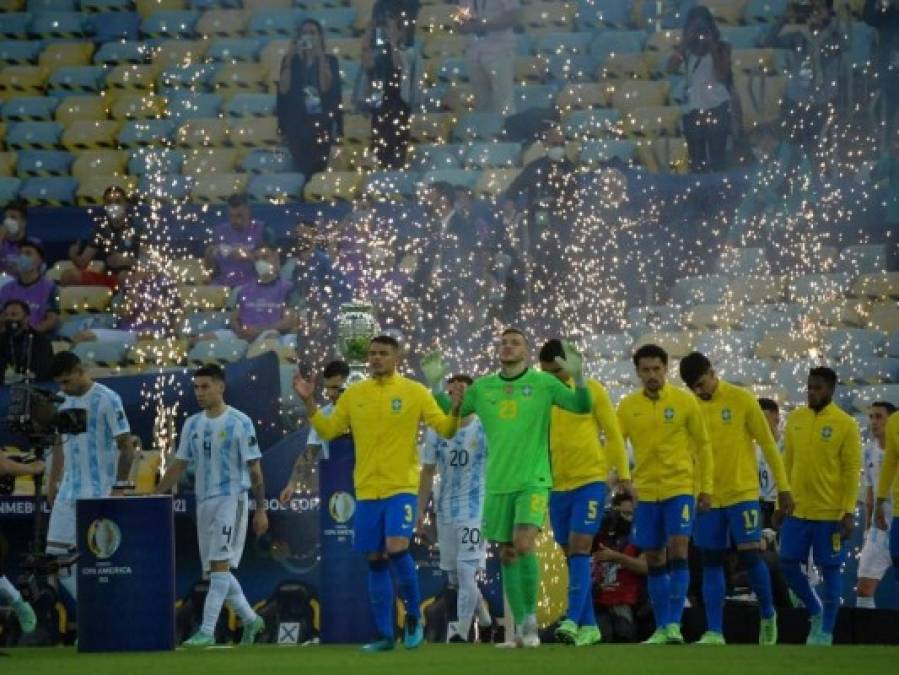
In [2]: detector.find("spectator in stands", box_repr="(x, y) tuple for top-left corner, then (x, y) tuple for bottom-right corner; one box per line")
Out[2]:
(491, 200), (531, 323)
(668, 5), (735, 173)
(505, 124), (579, 213)
(277, 19), (343, 180)
(0, 299), (53, 383)
(63, 186), (140, 290)
(762, 0), (844, 161)
(456, 0), (522, 115)
(371, 0), (419, 47)
(870, 133), (899, 237)
(0, 239), (59, 335)
(591, 492), (647, 643)
(0, 199), (31, 277)
(204, 193), (273, 288)
(863, 0), (899, 138)
(357, 4), (422, 168)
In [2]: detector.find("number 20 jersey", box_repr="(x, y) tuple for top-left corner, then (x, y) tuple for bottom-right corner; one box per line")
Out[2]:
(421, 420), (486, 524)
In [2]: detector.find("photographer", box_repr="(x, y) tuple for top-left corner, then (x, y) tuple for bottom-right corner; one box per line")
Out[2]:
(0, 239), (60, 335)
(277, 19), (343, 180)
(44, 352), (136, 605)
(0, 299), (54, 384)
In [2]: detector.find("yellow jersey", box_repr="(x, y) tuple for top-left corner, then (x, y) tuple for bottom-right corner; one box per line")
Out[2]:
(783, 402), (861, 521)
(550, 378), (630, 491)
(617, 383), (713, 501)
(875, 412), (899, 504)
(698, 380), (790, 507)
(309, 373), (458, 499)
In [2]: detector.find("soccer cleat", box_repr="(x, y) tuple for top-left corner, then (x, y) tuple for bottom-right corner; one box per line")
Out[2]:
(665, 624), (685, 644)
(554, 618), (578, 645)
(183, 631), (215, 648)
(811, 632), (834, 647)
(11, 600), (37, 634)
(521, 615), (540, 648)
(446, 621), (467, 644)
(361, 638), (395, 652)
(696, 631), (726, 645)
(574, 625), (602, 647)
(806, 613), (823, 645)
(240, 615), (265, 645)
(403, 615), (424, 649)
(642, 628), (669, 644)
(759, 614), (778, 646)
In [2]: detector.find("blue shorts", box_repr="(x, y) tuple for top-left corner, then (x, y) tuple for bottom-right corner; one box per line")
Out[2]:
(633, 495), (695, 550)
(694, 500), (763, 550)
(353, 493), (417, 553)
(549, 481), (607, 547)
(779, 516), (846, 567)
(891, 517), (899, 559)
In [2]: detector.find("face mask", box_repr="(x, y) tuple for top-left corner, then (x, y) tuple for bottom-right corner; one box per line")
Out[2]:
(547, 146), (565, 162)
(255, 260), (275, 278)
(105, 203), (125, 220)
(6, 320), (23, 333)
(4, 218), (20, 235)
(16, 255), (35, 274)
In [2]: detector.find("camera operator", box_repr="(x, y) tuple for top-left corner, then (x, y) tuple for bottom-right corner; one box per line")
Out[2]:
(44, 352), (136, 605)
(0, 452), (45, 634)
(0, 299), (53, 384)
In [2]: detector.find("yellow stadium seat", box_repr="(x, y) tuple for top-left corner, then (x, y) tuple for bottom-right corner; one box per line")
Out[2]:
(106, 64), (158, 93)
(636, 331), (694, 359)
(127, 338), (188, 367)
(610, 80), (670, 112)
(327, 144), (369, 172)
(474, 169), (521, 198)
(422, 34), (466, 59)
(726, 275), (786, 304)
(55, 95), (108, 124)
(197, 9), (250, 37)
(170, 258), (211, 285)
(755, 331), (818, 360)
(645, 30), (681, 52)
(59, 285), (113, 313)
(228, 116), (280, 147)
(71, 150), (128, 179)
(803, 299), (868, 328)
(698, 0), (748, 25)
(152, 40), (208, 69)
(260, 39), (289, 83)
(635, 137), (688, 173)
(731, 49), (781, 76)
(599, 53), (651, 80)
(47, 260), (104, 282)
(181, 148), (238, 175)
(732, 75), (787, 131)
(417, 4), (460, 32)
(683, 304), (744, 330)
(303, 170), (362, 202)
(851, 272), (899, 299)
(622, 106), (680, 138)
(39, 43), (95, 70)
(340, 114), (371, 145)
(521, 2), (576, 31)
(866, 303), (899, 332)
(214, 63), (268, 94)
(191, 172), (249, 203)
(135, 0), (185, 18)
(556, 82), (613, 111)
(178, 284), (229, 311)
(61, 120), (120, 150)
(0, 0), (25, 10)
(176, 118), (229, 147)
(327, 37), (363, 61)
(515, 56), (549, 84)
(0, 152), (15, 177)
(0, 66), (49, 101)
(110, 94), (167, 121)
(410, 112), (457, 143)
(76, 174), (137, 205)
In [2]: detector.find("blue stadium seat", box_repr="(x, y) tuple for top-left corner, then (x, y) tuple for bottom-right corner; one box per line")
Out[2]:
(140, 10), (199, 38)
(138, 173), (191, 200)
(514, 84), (558, 112)
(157, 63), (218, 92)
(719, 25), (761, 49)
(775, 360), (819, 393)
(246, 9), (303, 37)
(596, 360), (638, 386)
(0, 40), (44, 64)
(547, 53), (599, 82)
(695, 330), (757, 360)
(166, 92), (223, 121)
(240, 148), (292, 173)
(118, 119), (177, 147)
(279, 362), (301, 410)
(410, 143), (464, 172)
(719, 358), (775, 386)
(839, 244), (886, 275)
(579, 139), (636, 165)
(823, 328), (885, 361)
(180, 310), (231, 336)
(848, 21), (876, 70)
(849, 385), (899, 411)
(82, 0), (137, 11)
(27, 0), (76, 11)
(421, 169), (478, 190)
(586, 332), (632, 361)
(127, 148), (185, 175)
(20, 176), (77, 204)
(744, 0), (788, 23)
(837, 358), (899, 385)
(715, 247), (770, 276)
(72, 340), (129, 366)
(224, 93), (276, 117)
(576, 0), (632, 30)
(2, 96), (58, 121)
(93, 40), (147, 65)
(314, 8), (357, 37)
(463, 142), (521, 169)
(188, 0), (242, 9)
(6, 121), (63, 149)
(246, 173), (306, 202)
(787, 272), (851, 302)
(671, 275), (730, 306)
(16, 149), (74, 176)
(88, 10), (141, 42)
(452, 112), (505, 142)
(29, 11), (88, 39)
(563, 108), (620, 139)
(886, 332), (899, 359)
(362, 170), (419, 202)
(207, 37), (262, 62)
(58, 313), (117, 340)
(741, 303), (799, 334)
(188, 338), (249, 365)
(589, 30), (647, 61)
(625, 305), (681, 337)
(47, 66), (106, 96)
(435, 58), (468, 84)
(0, 14), (34, 40)
(0, 178), (23, 205)
(535, 32), (593, 55)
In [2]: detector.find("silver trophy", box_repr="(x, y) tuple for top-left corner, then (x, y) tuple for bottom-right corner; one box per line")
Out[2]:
(337, 300), (380, 384)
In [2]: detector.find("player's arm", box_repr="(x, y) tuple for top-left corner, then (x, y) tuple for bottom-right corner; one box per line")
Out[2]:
(591, 382), (630, 482)
(416, 463), (436, 530)
(47, 436), (63, 507)
(876, 415), (899, 530)
(838, 421), (862, 539)
(156, 458), (188, 494)
(747, 398), (793, 513)
(307, 393), (351, 441)
(549, 341), (592, 413)
(114, 433), (137, 486)
(865, 484), (874, 531)
(280, 443), (320, 504)
(686, 399), (713, 507)
(248, 458), (269, 536)
(420, 386), (460, 438)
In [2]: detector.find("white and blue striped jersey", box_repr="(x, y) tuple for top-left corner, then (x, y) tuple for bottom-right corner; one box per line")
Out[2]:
(420, 419), (486, 524)
(176, 406), (262, 502)
(306, 402), (333, 459)
(757, 437), (783, 503)
(57, 383), (130, 502)
(864, 439), (892, 522)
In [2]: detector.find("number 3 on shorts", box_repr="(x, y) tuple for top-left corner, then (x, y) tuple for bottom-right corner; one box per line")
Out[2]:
(404, 504), (414, 523)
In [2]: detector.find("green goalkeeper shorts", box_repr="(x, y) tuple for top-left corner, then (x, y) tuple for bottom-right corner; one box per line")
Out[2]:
(483, 488), (549, 544)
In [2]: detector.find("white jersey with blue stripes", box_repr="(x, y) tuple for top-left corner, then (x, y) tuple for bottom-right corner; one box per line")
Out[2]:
(420, 418), (486, 524)
(176, 406), (262, 502)
(57, 382), (130, 501)
(863, 438), (892, 522)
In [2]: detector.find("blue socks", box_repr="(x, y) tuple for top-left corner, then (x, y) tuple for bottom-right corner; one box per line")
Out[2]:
(647, 565), (671, 630)
(820, 565), (842, 635)
(389, 551), (421, 620)
(702, 549), (726, 634)
(740, 549), (775, 620)
(668, 557), (690, 625)
(567, 554), (594, 626)
(781, 558), (822, 616)
(368, 559), (395, 640)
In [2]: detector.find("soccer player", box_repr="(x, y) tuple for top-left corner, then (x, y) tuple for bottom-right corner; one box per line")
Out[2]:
(0, 453), (45, 633)
(857, 401), (896, 608)
(45, 352), (136, 604)
(538, 338), (629, 647)
(679, 352), (794, 645)
(292, 335), (462, 652)
(779, 367), (861, 646)
(279, 359), (349, 503)
(156, 364), (269, 647)
(616, 344), (712, 645)
(874, 407), (899, 599)
(416, 374), (489, 643)
(756, 397), (782, 529)
(427, 328), (592, 648)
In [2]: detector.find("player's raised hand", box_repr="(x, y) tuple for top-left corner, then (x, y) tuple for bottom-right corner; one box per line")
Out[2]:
(421, 350), (449, 391)
(253, 509), (269, 537)
(874, 501), (888, 531)
(556, 340), (585, 383)
(292, 370), (316, 403)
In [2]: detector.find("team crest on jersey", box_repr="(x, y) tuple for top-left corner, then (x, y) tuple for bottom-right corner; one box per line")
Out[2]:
(821, 426), (833, 440)
(390, 398), (403, 413)
(522, 385), (533, 398)
(663, 407), (675, 422)
(721, 408), (733, 422)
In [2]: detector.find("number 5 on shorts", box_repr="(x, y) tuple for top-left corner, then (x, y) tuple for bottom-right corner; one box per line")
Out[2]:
(587, 500), (598, 521)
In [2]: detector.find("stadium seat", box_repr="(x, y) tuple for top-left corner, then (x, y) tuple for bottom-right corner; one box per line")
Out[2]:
(71, 149), (128, 178)
(694, 329), (757, 360)
(238, 148), (290, 174)
(196, 8), (248, 36)
(732, 74), (787, 130)
(0, 65), (49, 101)
(118, 118), (175, 147)
(420, 168), (477, 190)
(449, 112), (503, 142)
(138, 172), (191, 200)
(578, 138), (636, 166)
(247, 8), (302, 36)
(726, 275), (785, 304)
(205, 37), (260, 63)
(54, 94), (106, 124)
(422, 33), (465, 60)
(744, 0), (788, 23)
(556, 82), (613, 111)
(127, 338), (188, 368)
(719, 358), (775, 386)
(140, 9), (199, 38)
(462, 142), (521, 169)
(224, 92), (275, 117)
(850, 384), (899, 411)
(61, 120), (119, 149)
(111, 93), (165, 120)
(596, 360), (638, 386)
(39, 41), (94, 70)
(0, 177), (22, 204)
(514, 84), (558, 112)
(741, 303), (798, 334)
(635, 331), (694, 359)
(47, 65), (106, 96)
(166, 92), (222, 122)
(866, 303), (899, 333)
(29, 11), (88, 39)
(76, 174), (136, 204)
(787, 272), (851, 302)
(634, 137), (689, 173)
(89, 11), (142, 42)
(839, 244), (887, 275)
(6, 121), (62, 149)
(410, 113), (457, 144)
(803, 298), (868, 328)
(2, 95), (57, 121)
(884, 332), (899, 359)
(0, 14), (34, 40)
(575, 0), (631, 30)
(190, 172), (248, 202)
(671, 275), (730, 307)
(610, 80), (670, 113)
(684, 304), (744, 330)
(16, 149), (73, 176)
(589, 29), (646, 61)
(715, 247), (770, 277)
(625, 304), (681, 337)
(59, 285), (113, 313)
(535, 31), (592, 56)
(175, 117), (228, 147)
(621, 106), (680, 138)
(362, 170), (417, 202)
(731, 48), (783, 75)
(213, 62), (267, 94)
(151, 39), (207, 70)
(645, 29), (681, 52)
(755, 331), (817, 360)
(181, 148), (238, 175)
(126, 147), (182, 175)
(562, 108), (620, 139)
(20, 175), (76, 204)
(0, 152), (15, 177)
(0, 40), (44, 66)
(823, 328), (886, 361)
(586, 332), (632, 361)
(246, 172), (305, 202)
(177, 283), (228, 311)
(228, 116), (279, 147)
(187, 338), (249, 365)
(57, 311), (116, 339)
(105, 63), (158, 96)
(472, 168), (519, 198)
(93, 40), (147, 66)
(311, 8), (356, 37)
(838, 358), (899, 385)
(851, 272), (899, 299)
(600, 52), (652, 79)
(72, 340), (130, 366)
(180, 309), (229, 335)
(136, 0), (185, 16)
(302, 170), (361, 202)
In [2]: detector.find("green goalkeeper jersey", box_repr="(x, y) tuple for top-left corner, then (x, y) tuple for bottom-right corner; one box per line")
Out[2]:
(442, 368), (592, 495)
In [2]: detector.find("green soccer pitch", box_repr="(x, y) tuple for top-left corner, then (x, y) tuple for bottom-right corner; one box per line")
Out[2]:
(5, 645), (898, 675)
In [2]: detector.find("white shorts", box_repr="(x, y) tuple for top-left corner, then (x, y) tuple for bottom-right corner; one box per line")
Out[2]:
(858, 526), (893, 580)
(46, 499), (76, 550)
(197, 493), (249, 573)
(436, 518), (487, 572)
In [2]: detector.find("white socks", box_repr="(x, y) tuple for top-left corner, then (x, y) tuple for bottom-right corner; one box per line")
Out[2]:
(0, 575), (22, 604)
(201, 571), (231, 635)
(457, 559), (480, 638)
(226, 573), (257, 624)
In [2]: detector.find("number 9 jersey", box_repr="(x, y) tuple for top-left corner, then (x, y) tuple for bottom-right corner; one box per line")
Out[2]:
(420, 420), (487, 525)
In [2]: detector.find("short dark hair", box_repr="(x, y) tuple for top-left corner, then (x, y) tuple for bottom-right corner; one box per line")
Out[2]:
(18, 238), (44, 260)
(323, 360), (350, 379)
(103, 185), (128, 201)
(429, 181), (455, 204)
(371, 335), (400, 350)
(6, 198), (27, 217)
(758, 397), (779, 414)
(49, 351), (82, 378)
(227, 193), (248, 207)
(633, 343), (668, 367)
(448, 374), (474, 385)
(679, 351), (712, 389)
(872, 401), (898, 415)
(808, 366), (837, 388)
(194, 364), (226, 382)
(501, 327), (529, 345)
(2, 299), (30, 315)
(538, 339), (563, 363)
(611, 491), (634, 508)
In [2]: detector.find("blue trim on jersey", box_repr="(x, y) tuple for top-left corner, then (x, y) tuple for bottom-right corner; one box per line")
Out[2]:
(217, 415), (237, 497)
(633, 494), (695, 550)
(780, 516), (846, 566)
(694, 501), (763, 549)
(549, 481), (607, 546)
(353, 494), (417, 553)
